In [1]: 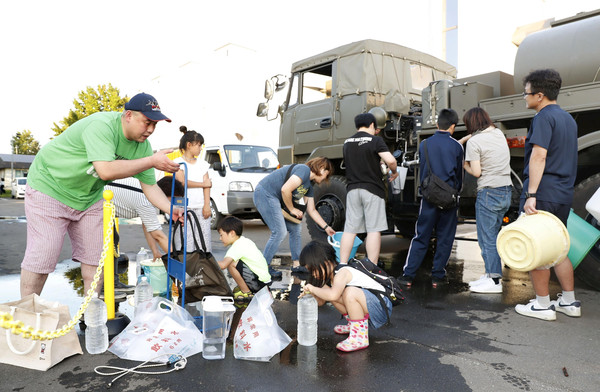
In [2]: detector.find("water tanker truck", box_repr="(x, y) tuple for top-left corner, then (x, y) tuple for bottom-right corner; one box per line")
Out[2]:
(257, 9), (600, 290)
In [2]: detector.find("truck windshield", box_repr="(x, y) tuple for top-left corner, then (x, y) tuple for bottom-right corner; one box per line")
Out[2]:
(224, 145), (279, 172)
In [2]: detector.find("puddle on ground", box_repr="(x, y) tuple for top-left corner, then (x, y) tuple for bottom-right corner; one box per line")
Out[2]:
(0, 235), (561, 342)
(0, 216), (26, 222)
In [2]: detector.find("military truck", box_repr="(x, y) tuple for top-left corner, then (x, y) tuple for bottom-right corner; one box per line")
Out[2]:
(257, 9), (600, 290)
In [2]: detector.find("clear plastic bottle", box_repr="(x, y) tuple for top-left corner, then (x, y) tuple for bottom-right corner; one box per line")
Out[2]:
(135, 247), (148, 280)
(134, 275), (153, 316)
(85, 292), (109, 354)
(297, 294), (318, 346)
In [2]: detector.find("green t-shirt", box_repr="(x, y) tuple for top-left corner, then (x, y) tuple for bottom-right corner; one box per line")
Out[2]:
(225, 236), (271, 283)
(28, 112), (156, 211)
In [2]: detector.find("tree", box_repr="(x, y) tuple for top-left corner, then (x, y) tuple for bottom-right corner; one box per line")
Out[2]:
(51, 84), (129, 136)
(11, 130), (41, 155)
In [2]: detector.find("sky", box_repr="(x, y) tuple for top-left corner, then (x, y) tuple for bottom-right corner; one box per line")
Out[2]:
(0, 0), (598, 154)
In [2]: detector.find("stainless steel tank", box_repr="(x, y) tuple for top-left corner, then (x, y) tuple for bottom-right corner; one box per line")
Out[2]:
(514, 13), (600, 92)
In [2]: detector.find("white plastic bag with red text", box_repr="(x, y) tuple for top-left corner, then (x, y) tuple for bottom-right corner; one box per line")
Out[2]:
(233, 286), (292, 361)
(109, 297), (203, 362)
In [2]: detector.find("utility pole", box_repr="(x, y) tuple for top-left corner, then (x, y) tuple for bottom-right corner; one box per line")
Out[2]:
(11, 144), (17, 183)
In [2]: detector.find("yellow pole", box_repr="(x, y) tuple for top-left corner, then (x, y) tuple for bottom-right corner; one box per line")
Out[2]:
(102, 190), (115, 319)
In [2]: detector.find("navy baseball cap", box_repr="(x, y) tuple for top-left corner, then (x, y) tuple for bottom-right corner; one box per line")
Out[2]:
(124, 93), (171, 122)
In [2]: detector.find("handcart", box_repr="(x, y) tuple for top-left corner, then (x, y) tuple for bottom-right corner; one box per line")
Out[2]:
(164, 162), (233, 327)
(164, 162), (199, 323)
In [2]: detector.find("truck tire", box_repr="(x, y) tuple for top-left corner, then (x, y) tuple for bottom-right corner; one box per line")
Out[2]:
(571, 173), (600, 291)
(210, 199), (223, 230)
(307, 175), (347, 241)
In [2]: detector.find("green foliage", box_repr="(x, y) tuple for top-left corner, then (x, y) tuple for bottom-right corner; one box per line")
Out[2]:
(52, 84), (129, 137)
(11, 130), (41, 155)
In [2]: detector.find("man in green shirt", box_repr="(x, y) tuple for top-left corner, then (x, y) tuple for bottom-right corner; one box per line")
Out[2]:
(20, 93), (182, 298)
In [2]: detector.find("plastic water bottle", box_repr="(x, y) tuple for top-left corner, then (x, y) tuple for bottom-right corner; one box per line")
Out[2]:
(134, 275), (153, 316)
(135, 247), (148, 280)
(85, 292), (108, 354)
(297, 294), (318, 346)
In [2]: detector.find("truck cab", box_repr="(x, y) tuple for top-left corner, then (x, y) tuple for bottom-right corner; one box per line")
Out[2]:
(201, 144), (279, 229)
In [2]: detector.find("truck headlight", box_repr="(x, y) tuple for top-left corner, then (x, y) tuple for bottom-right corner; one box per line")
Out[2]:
(229, 182), (253, 192)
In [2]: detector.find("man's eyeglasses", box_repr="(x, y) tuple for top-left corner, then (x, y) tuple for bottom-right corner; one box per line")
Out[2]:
(522, 92), (537, 98)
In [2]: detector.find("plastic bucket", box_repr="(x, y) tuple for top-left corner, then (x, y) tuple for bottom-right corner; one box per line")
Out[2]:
(140, 259), (168, 296)
(567, 210), (600, 269)
(496, 210), (570, 271)
(327, 232), (363, 263)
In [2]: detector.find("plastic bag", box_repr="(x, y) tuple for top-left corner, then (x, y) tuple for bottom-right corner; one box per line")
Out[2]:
(109, 297), (203, 362)
(233, 286), (292, 362)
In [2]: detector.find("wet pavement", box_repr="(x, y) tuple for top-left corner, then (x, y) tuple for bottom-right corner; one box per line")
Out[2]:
(1, 198), (600, 392)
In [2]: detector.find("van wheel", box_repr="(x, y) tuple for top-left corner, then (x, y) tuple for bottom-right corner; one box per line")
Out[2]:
(210, 200), (223, 230)
(572, 173), (600, 291)
(307, 175), (347, 241)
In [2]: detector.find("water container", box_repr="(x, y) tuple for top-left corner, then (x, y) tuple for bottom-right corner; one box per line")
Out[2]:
(85, 293), (109, 354)
(141, 258), (168, 295)
(389, 172), (401, 195)
(134, 276), (154, 317)
(328, 232), (363, 263)
(297, 294), (318, 346)
(202, 296), (235, 360)
(496, 211), (570, 271)
(586, 187), (600, 222)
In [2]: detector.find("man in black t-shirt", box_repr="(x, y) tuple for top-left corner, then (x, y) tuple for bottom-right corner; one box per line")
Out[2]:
(339, 113), (398, 265)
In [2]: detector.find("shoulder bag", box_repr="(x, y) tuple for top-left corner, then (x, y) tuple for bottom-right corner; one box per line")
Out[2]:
(420, 140), (459, 209)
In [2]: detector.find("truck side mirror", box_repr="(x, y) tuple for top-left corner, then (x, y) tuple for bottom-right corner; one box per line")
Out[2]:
(264, 80), (274, 100)
(257, 102), (269, 117)
(212, 162), (226, 177)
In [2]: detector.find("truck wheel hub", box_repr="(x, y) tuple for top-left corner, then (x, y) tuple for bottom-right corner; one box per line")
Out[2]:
(315, 196), (345, 229)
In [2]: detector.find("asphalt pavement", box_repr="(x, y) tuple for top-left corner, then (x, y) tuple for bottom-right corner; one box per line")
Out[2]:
(1, 197), (599, 392)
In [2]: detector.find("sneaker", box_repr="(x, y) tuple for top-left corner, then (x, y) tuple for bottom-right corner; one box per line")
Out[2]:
(469, 278), (502, 294)
(269, 267), (283, 280)
(515, 300), (556, 321)
(431, 276), (448, 288)
(468, 274), (489, 287)
(114, 279), (135, 294)
(550, 294), (581, 317)
(233, 286), (254, 302)
(234, 291), (254, 303)
(397, 275), (413, 288)
(291, 265), (308, 274)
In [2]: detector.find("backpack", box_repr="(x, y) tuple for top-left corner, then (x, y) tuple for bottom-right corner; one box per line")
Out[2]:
(335, 258), (404, 324)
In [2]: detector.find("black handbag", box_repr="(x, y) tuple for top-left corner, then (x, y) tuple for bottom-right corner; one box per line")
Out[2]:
(280, 164), (307, 223)
(161, 210), (232, 303)
(420, 140), (459, 210)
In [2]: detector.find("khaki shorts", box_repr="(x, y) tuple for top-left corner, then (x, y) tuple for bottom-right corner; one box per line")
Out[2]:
(344, 189), (388, 233)
(21, 185), (104, 274)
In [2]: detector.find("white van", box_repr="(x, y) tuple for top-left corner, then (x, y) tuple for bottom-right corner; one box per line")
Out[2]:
(200, 144), (279, 229)
(11, 177), (27, 199)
